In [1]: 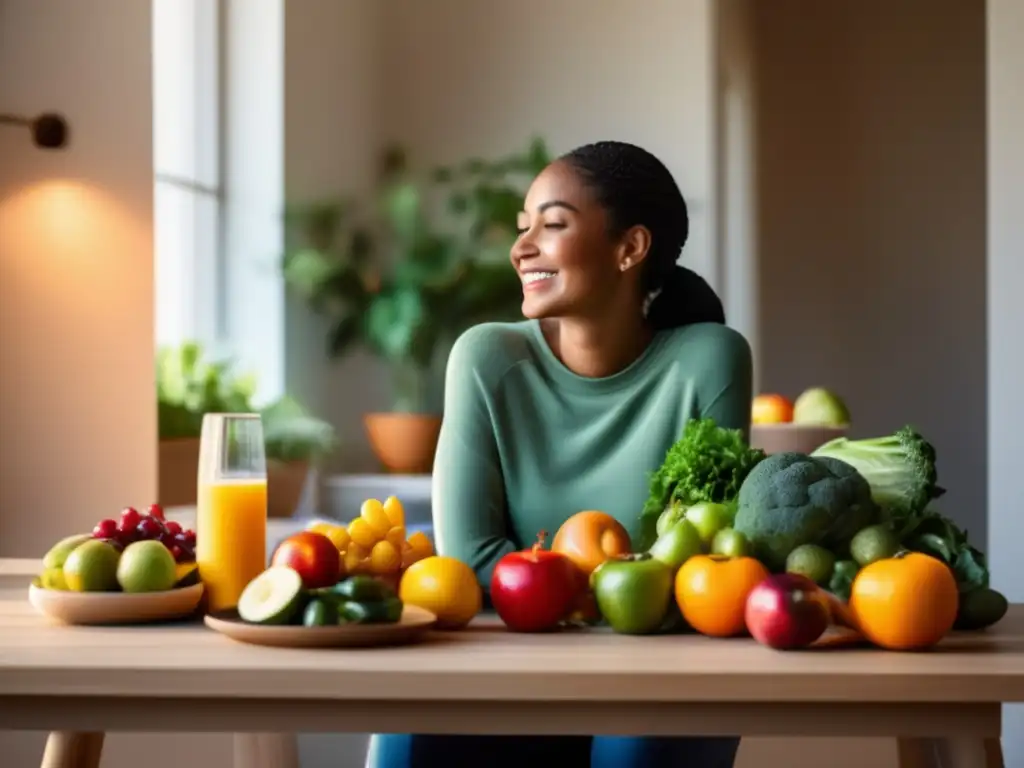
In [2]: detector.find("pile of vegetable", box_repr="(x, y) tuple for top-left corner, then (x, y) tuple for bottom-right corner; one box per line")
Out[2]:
(638, 418), (766, 551)
(639, 419), (1006, 631)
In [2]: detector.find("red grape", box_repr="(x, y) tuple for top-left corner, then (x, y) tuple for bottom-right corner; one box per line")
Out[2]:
(118, 508), (142, 532)
(159, 532), (176, 549)
(170, 544), (184, 562)
(146, 503), (165, 521)
(136, 517), (164, 540)
(93, 519), (118, 539)
(183, 529), (196, 547)
(164, 520), (182, 536)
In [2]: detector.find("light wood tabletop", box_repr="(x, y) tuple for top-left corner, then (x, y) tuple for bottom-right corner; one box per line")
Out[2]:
(1, 558), (1021, 768)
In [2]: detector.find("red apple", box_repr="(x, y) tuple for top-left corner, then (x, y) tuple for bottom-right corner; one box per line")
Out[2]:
(745, 573), (830, 650)
(271, 531), (341, 589)
(491, 531), (579, 632)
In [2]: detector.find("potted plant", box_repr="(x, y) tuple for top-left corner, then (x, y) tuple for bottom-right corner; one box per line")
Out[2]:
(156, 341), (337, 516)
(283, 137), (551, 474)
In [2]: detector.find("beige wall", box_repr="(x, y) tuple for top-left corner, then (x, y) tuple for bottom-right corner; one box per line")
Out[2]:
(0, 1), (231, 766)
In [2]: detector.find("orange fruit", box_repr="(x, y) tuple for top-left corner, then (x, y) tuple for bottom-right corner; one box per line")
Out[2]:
(849, 552), (958, 651)
(674, 554), (770, 637)
(399, 555), (482, 629)
(551, 510), (632, 581)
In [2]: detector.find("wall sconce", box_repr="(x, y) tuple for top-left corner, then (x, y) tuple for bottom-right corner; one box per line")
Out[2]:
(0, 112), (70, 149)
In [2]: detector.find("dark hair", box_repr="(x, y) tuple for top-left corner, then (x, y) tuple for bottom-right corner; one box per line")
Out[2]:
(559, 140), (725, 330)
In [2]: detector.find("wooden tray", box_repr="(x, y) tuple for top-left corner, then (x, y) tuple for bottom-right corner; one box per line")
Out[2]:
(204, 604), (437, 648)
(28, 582), (204, 625)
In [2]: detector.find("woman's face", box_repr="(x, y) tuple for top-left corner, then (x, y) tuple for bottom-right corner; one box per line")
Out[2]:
(511, 161), (647, 320)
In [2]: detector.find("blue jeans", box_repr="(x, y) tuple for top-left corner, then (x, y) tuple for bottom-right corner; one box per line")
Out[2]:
(367, 734), (740, 768)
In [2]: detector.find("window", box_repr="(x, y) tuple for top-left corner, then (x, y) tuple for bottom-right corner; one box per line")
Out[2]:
(152, 0), (285, 403)
(152, 0), (222, 352)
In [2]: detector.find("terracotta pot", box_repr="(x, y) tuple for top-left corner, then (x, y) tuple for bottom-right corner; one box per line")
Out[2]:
(363, 413), (442, 475)
(158, 438), (310, 518)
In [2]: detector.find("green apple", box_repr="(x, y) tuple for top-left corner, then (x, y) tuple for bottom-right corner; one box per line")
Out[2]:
(792, 387), (850, 427)
(117, 540), (178, 593)
(591, 554), (674, 635)
(649, 519), (704, 571)
(42, 533), (92, 570)
(710, 527), (750, 558)
(63, 540), (120, 592)
(655, 501), (687, 538)
(684, 502), (732, 546)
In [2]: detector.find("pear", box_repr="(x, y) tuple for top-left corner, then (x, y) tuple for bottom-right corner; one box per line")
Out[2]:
(42, 534), (93, 570)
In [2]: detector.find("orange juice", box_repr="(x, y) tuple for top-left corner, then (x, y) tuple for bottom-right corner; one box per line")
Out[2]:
(196, 477), (268, 612)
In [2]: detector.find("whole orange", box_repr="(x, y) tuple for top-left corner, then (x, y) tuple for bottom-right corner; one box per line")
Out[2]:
(398, 555), (482, 629)
(848, 552), (958, 651)
(551, 510), (632, 581)
(674, 554), (770, 637)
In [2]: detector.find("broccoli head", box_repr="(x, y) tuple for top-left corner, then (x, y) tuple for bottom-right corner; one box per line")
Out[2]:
(810, 425), (944, 520)
(733, 452), (879, 570)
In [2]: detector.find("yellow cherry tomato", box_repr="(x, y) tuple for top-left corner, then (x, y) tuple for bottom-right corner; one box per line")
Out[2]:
(382, 496), (405, 528)
(306, 521), (335, 535)
(323, 525), (350, 552)
(360, 498), (392, 537)
(370, 540), (402, 575)
(348, 517), (379, 549)
(407, 530), (435, 558)
(385, 526), (406, 550)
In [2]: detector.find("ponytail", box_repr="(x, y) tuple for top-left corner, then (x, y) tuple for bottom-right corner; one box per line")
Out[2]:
(645, 265), (726, 330)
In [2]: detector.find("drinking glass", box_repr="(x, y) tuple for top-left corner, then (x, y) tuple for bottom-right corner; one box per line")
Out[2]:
(196, 413), (268, 612)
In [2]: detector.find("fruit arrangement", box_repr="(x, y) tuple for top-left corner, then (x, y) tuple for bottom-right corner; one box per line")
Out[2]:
(301, 496), (435, 584)
(237, 568), (405, 628)
(485, 419), (1009, 654)
(35, 503), (199, 595)
(751, 387), (850, 427)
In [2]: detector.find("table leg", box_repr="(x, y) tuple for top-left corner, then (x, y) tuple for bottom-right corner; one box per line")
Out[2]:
(897, 738), (1004, 768)
(234, 733), (300, 768)
(40, 732), (104, 768)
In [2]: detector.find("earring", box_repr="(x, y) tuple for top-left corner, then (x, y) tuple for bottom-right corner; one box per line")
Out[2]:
(620, 258), (632, 272)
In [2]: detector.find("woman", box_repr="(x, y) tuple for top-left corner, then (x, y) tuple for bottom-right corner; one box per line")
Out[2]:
(370, 141), (751, 768)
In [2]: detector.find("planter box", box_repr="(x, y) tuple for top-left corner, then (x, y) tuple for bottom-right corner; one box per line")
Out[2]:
(158, 438), (309, 518)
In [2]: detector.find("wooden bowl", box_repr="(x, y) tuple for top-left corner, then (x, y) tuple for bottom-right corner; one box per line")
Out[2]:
(204, 604), (437, 648)
(750, 423), (849, 455)
(28, 582), (204, 626)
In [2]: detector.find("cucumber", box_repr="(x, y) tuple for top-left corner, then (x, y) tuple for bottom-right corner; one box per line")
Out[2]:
(331, 575), (395, 603)
(237, 566), (304, 625)
(302, 598), (338, 627)
(338, 596), (404, 624)
(955, 587), (1009, 631)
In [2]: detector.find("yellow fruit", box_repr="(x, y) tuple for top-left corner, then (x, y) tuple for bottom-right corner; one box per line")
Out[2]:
(348, 517), (379, 549)
(383, 496), (405, 528)
(401, 543), (421, 570)
(385, 526), (406, 549)
(360, 499), (392, 537)
(408, 530), (435, 558)
(306, 521), (335, 536)
(370, 540), (402, 575)
(343, 548), (363, 574)
(323, 526), (350, 552)
(399, 556), (481, 630)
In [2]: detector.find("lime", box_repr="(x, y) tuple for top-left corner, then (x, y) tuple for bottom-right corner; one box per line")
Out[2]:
(850, 524), (900, 567)
(62, 539), (120, 592)
(785, 544), (836, 585)
(711, 528), (750, 558)
(117, 540), (177, 593)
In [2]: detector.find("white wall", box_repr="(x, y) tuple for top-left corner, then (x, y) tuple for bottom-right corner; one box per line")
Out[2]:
(987, 1), (1024, 764)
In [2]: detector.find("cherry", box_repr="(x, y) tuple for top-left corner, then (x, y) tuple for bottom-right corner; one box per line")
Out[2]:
(93, 519), (118, 539)
(164, 520), (182, 536)
(118, 508), (142, 532)
(182, 530), (196, 547)
(136, 517), (164, 540)
(146, 503), (165, 521)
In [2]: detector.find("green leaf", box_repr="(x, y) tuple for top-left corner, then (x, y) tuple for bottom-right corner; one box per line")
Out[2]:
(907, 533), (953, 563)
(953, 546), (989, 593)
(327, 314), (362, 357)
(383, 182), (422, 242)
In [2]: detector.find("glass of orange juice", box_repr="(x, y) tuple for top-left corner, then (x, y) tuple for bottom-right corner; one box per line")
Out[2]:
(196, 413), (268, 613)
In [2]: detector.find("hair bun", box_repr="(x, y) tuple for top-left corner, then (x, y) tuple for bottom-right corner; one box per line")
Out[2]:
(646, 266), (725, 330)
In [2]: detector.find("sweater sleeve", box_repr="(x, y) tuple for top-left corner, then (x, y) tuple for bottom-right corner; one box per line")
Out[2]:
(431, 327), (518, 594)
(697, 325), (755, 440)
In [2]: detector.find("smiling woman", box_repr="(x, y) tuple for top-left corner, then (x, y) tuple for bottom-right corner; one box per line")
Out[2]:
(368, 141), (752, 768)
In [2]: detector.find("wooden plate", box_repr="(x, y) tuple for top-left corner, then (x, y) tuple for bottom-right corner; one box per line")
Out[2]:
(203, 604), (437, 648)
(28, 582), (205, 625)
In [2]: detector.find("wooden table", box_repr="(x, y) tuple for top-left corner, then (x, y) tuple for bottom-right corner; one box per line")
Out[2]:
(1, 558), (1021, 768)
